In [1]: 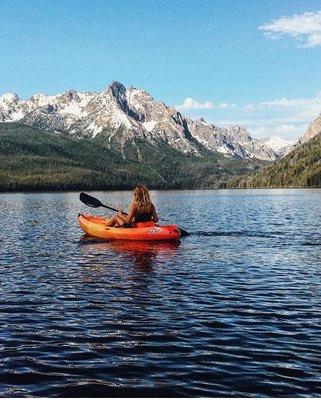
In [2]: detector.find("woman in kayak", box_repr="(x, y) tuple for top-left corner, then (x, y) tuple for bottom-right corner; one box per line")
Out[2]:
(105, 184), (158, 227)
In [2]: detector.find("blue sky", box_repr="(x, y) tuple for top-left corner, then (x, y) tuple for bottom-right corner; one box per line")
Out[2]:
(1, 0), (321, 140)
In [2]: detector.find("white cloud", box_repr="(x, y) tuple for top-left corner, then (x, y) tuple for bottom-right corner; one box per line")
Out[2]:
(175, 97), (236, 111)
(216, 117), (308, 141)
(216, 117), (309, 130)
(258, 92), (321, 109)
(242, 92), (321, 123)
(216, 93), (321, 140)
(219, 102), (236, 109)
(175, 92), (321, 140)
(175, 97), (214, 110)
(259, 11), (321, 47)
(250, 124), (307, 140)
(243, 103), (255, 111)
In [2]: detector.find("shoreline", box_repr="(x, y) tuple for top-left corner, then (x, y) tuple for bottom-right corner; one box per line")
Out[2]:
(1, 186), (321, 195)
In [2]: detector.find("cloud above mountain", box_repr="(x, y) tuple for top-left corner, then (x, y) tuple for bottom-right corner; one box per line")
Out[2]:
(177, 92), (321, 141)
(175, 97), (214, 110)
(221, 92), (321, 140)
(176, 97), (235, 111)
(259, 10), (321, 48)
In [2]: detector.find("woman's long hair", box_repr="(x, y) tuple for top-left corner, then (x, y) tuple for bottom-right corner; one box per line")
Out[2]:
(133, 185), (152, 213)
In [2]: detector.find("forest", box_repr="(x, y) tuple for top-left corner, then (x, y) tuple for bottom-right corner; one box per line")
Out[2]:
(229, 133), (321, 188)
(0, 122), (265, 191)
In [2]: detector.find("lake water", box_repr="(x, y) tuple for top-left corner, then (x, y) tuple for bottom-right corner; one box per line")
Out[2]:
(1, 189), (321, 397)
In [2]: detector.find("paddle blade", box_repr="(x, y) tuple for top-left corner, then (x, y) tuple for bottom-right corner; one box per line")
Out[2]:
(179, 228), (190, 237)
(79, 192), (103, 208)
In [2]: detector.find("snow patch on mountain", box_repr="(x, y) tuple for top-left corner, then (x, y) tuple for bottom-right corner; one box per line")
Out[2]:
(143, 120), (157, 132)
(259, 136), (294, 157)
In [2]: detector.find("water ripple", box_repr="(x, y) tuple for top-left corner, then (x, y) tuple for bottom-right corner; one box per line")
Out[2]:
(1, 189), (321, 396)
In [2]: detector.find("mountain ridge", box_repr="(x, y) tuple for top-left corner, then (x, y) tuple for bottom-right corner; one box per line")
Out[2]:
(0, 81), (279, 162)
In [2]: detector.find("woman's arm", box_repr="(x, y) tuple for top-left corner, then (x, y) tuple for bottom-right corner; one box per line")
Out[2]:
(152, 204), (159, 223)
(119, 202), (137, 225)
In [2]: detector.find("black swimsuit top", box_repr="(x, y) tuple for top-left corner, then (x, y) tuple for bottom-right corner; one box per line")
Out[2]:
(133, 203), (154, 222)
(134, 212), (153, 222)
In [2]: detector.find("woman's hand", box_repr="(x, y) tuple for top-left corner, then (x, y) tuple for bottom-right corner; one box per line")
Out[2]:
(117, 208), (124, 216)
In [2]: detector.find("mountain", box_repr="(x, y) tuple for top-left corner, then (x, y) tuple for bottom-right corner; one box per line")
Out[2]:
(0, 82), (277, 162)
(0, 122), (266, 191)
(188, 120), (276, 161)
(300, 112), (321, 144)
(229, 114), (321, 188)
(0, 82), (285, 191)
(258, 137), (293, 157)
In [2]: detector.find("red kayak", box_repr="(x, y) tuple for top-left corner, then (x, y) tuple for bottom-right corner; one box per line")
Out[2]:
(78, 214), (181, 241)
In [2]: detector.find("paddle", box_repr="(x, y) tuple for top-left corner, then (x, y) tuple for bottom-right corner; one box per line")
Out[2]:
(80, 192), (129, 215)
(79, 192), (190, 237)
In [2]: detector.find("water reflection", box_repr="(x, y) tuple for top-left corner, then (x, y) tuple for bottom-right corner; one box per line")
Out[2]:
(80, 235), (180, 271)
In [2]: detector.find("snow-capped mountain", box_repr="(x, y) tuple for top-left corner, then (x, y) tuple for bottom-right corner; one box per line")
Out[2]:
(300, 112), (321, 144)
(189, 119), (276, 160)
(0, 82), (277, 161)
(259, 137), (294, 157)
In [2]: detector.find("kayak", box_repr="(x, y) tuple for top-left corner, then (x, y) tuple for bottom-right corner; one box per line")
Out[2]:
(78, 214), (181, 241)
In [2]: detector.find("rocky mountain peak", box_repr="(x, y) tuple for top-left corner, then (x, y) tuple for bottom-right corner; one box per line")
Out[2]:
(0, 93), (20, 108)
(228, 126), (251, 141)
(195, 117), (206, 124)
(28, 93), (52, 106)
(109, 81), (126, 96)
(300, 112), (321, 144)
(64, 90), (80, 101)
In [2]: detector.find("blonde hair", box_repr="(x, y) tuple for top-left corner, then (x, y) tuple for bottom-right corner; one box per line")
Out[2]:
(133, 185), (152, 213)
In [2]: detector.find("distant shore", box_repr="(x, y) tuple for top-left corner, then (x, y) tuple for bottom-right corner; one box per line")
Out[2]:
(1, 186), (320, 195)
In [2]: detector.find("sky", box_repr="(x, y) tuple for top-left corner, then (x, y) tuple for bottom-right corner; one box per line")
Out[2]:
(1, 0), (321, 140)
